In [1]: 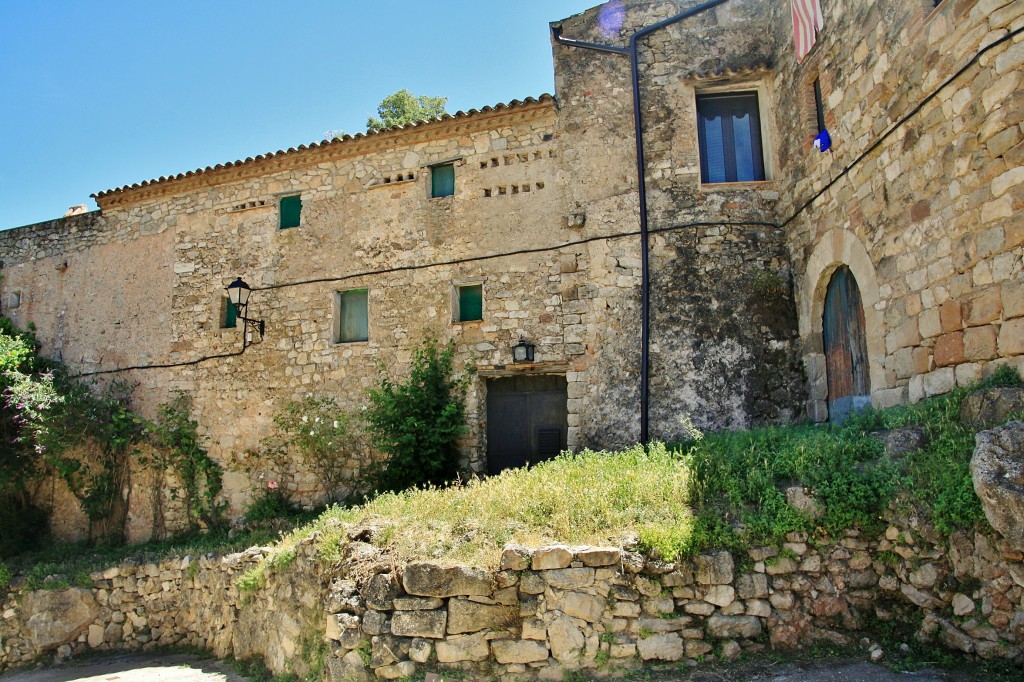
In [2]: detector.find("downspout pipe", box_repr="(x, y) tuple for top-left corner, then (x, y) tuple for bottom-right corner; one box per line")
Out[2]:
(552, 0), (732, 444)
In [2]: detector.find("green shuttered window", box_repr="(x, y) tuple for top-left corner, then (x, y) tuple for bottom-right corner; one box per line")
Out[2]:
(223, 299), (238, 329)
(336, 289), (369, 343)
(431, 164), (455, 198)
(457, 284), (483, 322)
(280, 195), (302, 229)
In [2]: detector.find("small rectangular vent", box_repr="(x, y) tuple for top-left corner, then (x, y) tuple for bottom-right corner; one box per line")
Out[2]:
(537, 428), (562, 457)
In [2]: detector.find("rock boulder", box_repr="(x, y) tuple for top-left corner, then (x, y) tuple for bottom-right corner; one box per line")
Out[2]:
(22, 588), (99, 649)
(971, 421), (1024, 549)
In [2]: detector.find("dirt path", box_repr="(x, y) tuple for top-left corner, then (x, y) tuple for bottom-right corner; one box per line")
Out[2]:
(0, 654), (995, 682)
(0, 654), (251, 682)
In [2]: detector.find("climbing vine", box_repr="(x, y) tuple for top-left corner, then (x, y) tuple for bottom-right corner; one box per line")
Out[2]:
(146, 393), (226, 533)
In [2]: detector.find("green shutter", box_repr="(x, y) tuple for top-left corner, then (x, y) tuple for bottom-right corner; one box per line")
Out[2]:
(338, 289), (369, 342)
(458, 284), (483, 322)
(280, 195), (302, 229)
(224, 299), (238, 329)
(431, 164), (455, 198)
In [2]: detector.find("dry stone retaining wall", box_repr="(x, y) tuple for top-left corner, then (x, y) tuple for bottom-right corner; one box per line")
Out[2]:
(3, 518), (1022, 678)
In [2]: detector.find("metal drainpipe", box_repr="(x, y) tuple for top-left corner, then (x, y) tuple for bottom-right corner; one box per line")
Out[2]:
(552, 0), (733, 444)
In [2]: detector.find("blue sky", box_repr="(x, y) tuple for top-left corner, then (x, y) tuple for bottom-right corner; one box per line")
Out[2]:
(0, 1), (600, 230)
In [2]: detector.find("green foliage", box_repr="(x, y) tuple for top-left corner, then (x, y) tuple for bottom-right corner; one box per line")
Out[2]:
(298, 623), (329, 680)
(0, 562), (10, 591)
(252, 395), (366, 504)
(244, 489), (300, 525)
(366, 89), (448, 133)
(362, 339), (471, 494)
(681, 422), (897, 548)
(148, 393), (225, 532)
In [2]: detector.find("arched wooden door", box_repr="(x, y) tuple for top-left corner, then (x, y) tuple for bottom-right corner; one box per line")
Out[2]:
(822, 265), (871, 423)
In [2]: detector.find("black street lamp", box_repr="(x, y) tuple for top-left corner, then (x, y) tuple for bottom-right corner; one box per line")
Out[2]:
(225, 277), (265, 350)
(513, 336), (535, 363)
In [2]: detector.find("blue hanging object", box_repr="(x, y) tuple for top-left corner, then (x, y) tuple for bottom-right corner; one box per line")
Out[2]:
(814, 128), (832, 152)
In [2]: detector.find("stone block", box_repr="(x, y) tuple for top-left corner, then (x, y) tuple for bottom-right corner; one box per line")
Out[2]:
(923, 368), (956, 397)
(402, 562), (492, 598)
(22, 589), (99, 649)
(999, 318), (1024, 356)
(435, 633), (490, 663)
(447, 598), (510, 634)
(390, 609), (447, 639)
(706, 615), (762, 638)
(919, 307), (942, 339)
(636, 632), (684, 661)
(887, 318), (922, 353)
(532, 544), (573, 570)
(550, 590), (605, 622)
(542, 567), (594, 590)
(409, 638), (432, 663)
(704, 585), (735, 608)
(963, 289), (1002, 326)
(745, 599), (771, 617)
(491, 639), (548, 664)
(940, 300), (963, 332)
(964, 325), (998, 361)
(577, 546), (621, 567)
(934, 331), (965, 367)
(548, 615), (585, 663)
(694, 550), (734, 585)
(392, 597), (443, 611)
(736, 573), (769, 599)
(500, 544), (531, 571)
(1002, 280), (1024, 319)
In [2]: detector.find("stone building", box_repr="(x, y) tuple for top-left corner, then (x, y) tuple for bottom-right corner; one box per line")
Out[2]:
(1, 0), (1021, 530)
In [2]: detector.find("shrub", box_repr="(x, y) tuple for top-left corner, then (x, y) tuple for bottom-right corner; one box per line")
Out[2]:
(147, 393), (225, 532)
(255, 395), (366, 504)
(362, 339), (471, 494)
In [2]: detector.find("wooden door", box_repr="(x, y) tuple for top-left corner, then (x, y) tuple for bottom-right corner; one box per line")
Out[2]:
(823, 265), (871, 423)
(486, 375), (567, 475)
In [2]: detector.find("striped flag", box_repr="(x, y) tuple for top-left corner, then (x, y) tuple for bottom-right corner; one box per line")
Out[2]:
(791, 0), (824, 62)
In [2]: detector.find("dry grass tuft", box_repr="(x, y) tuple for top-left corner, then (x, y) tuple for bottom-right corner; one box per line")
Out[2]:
(294, 443), (693, 567)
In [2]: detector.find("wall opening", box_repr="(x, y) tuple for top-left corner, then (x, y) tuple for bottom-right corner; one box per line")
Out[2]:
(822, 265), (871, 423)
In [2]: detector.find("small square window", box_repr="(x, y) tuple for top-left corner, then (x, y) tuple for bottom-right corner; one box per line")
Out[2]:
(696, 92), (766, 183)
(431, 164), (455, 198)
(280, 195), (302, 229)
(335, 289), (368, 343)
(455, 283), (483, 322)
(222, 298), (238, 329)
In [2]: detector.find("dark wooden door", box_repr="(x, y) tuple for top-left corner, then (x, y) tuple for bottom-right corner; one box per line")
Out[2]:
(486, 375), (568, 475)
(823, 265), (871, 423)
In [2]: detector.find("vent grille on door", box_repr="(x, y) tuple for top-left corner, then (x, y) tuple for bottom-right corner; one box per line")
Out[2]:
(537, 428), (562, 457)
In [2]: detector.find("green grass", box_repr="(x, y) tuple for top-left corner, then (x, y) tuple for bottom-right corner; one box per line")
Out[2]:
(2, 527), (283, 590)
(276, 442), (694, 567)
(251, 367), (1021, 573)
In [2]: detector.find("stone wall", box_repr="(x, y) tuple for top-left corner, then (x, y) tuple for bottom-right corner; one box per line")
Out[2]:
(551, 0), (807, 438)
(766, 0), (1024, 419)
(3, 515), (1022, 677)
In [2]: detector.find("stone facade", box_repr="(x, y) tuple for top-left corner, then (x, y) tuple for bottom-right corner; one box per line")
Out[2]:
(2, 511), (1023, 676)
(1, 0), (1022, 528)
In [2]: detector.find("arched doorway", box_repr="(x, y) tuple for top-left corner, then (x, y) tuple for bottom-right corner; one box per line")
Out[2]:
(822, 265), (871, 423)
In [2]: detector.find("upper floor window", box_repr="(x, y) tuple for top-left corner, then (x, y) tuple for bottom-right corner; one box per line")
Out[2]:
(696, 92), (766, 184)
(335, 289), (369, 343)
(431, 163), (455, 198)
(280, 194), (302, 229)
(454, 283), (483, 323)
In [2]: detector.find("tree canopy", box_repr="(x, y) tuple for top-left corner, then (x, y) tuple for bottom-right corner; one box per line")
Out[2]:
(366, 89), (448, 133)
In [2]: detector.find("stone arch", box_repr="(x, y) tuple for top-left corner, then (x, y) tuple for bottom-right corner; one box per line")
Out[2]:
(798, 229), (886, 422)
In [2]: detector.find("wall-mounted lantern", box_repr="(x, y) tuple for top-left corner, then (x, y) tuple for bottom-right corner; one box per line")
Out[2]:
(225, 277), (265, 350)
(513, 336), (535, 363)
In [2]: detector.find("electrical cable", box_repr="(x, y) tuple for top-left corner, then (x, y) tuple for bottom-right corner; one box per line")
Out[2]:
(65, 24), (1021, 378)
